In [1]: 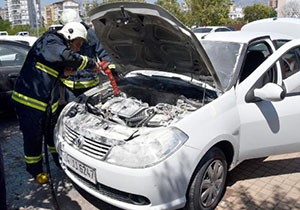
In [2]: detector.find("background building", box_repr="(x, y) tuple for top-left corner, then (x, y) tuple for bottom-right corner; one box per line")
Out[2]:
(6, 0), (42, 28)
(44, 0), (80, 25)
(269, 0), (300, 17)
(229, 4), (244, 20)
(0, 7), (8, 20)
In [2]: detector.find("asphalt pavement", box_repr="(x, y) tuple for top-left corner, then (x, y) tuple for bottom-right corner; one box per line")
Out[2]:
(1, 112), (300, 210)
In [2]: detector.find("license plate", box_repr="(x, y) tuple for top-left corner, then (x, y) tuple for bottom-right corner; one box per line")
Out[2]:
(63, 154), (96, 184)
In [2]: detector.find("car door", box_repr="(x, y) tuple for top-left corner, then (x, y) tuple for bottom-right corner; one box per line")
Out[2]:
(236, 39), (300, 161)
(0, 41), (29, 109)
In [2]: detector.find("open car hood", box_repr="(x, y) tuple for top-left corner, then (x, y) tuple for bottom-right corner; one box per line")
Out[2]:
(88, 2), (221, 90)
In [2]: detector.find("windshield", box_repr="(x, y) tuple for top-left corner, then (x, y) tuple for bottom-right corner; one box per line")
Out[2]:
(200, 40), (244, 90)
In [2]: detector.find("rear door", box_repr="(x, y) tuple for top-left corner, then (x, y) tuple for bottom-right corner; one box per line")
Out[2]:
(0, 41), (29, 108)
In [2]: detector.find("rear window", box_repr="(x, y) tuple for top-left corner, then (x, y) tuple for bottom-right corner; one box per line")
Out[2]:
(192, 28), (212, 33)
(0, 44), (29, 66)
(215, 28), (231, 32)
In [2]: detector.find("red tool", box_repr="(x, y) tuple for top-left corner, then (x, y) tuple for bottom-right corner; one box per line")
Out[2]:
(100, 60), (120, 96)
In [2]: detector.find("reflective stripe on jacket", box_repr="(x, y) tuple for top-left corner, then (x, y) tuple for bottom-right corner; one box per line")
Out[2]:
(12, 91), (59, 113)
(59, 25), (115, 91)
(60, 76), (100, 89)
(12, 30), (97, 112)
(35, 62), (59, 78)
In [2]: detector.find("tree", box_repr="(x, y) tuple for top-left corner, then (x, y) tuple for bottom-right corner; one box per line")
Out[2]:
(184, 0), (232, 27)
(243, 4), (277, 23)
(155, 0), (184, 23)
(280, 0), (300, 18)
(0, 20), (11, 32)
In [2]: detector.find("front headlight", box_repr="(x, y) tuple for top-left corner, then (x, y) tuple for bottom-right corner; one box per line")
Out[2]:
(106, 127), (188, 168)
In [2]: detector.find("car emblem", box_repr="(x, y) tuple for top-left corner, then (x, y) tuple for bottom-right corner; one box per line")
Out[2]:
(74, 136), (84, 149)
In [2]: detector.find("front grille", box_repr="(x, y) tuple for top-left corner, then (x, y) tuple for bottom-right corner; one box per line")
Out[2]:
(64, 124), (112, 160)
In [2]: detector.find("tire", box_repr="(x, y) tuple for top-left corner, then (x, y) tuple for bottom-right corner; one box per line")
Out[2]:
(184, 147), (228, 210)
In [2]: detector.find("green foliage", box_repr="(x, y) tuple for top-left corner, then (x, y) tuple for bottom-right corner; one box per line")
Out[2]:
(243, 4), (277, 23)
(0, 20), (11, 33)
(185, 0), (232, 27)
(0, 20), (47, 37)
(7, 25), (31, 35)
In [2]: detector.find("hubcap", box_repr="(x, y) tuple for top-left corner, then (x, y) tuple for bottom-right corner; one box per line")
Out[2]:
(199, 159), (225, 207)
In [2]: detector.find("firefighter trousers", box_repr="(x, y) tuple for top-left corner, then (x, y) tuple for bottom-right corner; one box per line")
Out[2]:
(14, 103), (59, 177)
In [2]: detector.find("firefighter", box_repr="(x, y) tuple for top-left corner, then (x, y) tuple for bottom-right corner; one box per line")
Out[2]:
(12, 22), (100, 184)
(59, 9), (117, 101)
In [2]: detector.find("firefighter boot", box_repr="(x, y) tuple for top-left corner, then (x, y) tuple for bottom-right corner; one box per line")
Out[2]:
(36, 172), (49, 184)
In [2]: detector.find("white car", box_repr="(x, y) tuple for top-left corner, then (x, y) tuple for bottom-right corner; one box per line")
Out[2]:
(241, 17), (300, 39)
(192, 26), (232, 38)
(54, 2), (300, 210)
(15, 31), (29, 36)
(0, 31), (8, 36)
(0, 35), (37, 46)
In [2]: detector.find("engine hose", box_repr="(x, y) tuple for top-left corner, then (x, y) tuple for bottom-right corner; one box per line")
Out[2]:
(44, 104), (60, 210)
(44, 141), (60, 210)
(100, 60), (120, 96)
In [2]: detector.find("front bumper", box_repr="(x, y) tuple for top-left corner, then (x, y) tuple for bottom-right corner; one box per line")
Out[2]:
(57, 136), (200, 210)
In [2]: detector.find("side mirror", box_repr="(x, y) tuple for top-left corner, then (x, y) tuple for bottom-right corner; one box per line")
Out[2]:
(245, 83), (286, 103)
(254, 83), (286, 101)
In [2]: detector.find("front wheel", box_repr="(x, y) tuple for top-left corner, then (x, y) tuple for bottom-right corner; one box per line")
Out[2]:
(184, 147), (228, 210)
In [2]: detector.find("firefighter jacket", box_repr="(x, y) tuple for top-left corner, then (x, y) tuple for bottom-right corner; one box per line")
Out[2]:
(60, 24), (115, 91)
(12, 30), (97, 113)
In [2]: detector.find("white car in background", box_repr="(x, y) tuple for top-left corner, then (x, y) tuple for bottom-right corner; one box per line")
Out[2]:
(0, 35), (37, 46)
(15, 31), (29, 36)
(54, 2), (300, 210)
(192, 26), (232, 38)
(0, 31), (8, 36)
(241, 17), (300, 39)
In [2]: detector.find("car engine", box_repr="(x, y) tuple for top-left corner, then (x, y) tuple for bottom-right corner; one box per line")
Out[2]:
(84, 74), (218, 128)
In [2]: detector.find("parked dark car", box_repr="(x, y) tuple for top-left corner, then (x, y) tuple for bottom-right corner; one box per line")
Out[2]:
(0, 40), (30, 111)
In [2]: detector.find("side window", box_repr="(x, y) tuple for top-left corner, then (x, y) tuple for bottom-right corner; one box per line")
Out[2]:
(240, 41), (273, 83)
(0, 44), (28, 66)
(273, 40), (290, 49)
(281, 47), (300, 79)
(281, 46), (300, 94)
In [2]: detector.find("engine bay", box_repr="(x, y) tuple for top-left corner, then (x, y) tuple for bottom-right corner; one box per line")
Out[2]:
(84, 74), (218, 128)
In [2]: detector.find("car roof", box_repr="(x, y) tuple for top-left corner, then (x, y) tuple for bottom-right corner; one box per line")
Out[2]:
(0, 35), (37, 46)
(0, 39), (32, 49)
(199, 31), (292, 43)
(241, 18), (300, 39)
